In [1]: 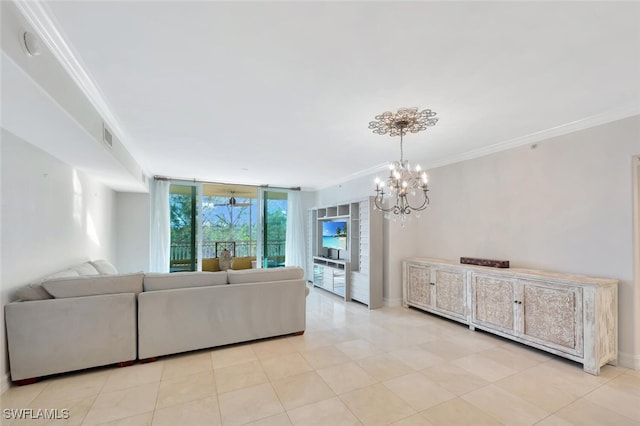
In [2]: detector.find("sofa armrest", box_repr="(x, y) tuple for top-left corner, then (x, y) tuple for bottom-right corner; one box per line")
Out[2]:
(5, 293), (137, 381)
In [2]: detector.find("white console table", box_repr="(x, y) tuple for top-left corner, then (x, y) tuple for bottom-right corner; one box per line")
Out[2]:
(402, 258), (618, 375)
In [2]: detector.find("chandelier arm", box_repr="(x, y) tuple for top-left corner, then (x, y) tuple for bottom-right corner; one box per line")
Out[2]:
(403, 190), (430, 211)
(374, 194), (400, 213)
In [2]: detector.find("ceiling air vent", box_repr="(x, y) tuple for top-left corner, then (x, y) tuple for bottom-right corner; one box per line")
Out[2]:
(102, 123), (113, 149)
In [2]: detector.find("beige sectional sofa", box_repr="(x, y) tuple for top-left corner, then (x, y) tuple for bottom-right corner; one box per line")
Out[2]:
(5, 261), (307, 383)
(138, 268), (307, 359)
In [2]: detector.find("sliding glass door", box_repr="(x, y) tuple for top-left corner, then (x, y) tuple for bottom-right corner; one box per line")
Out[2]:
(166, 182), (291, 271)
(259, 189), (288, 268)
(169, 184), (197, 272)
(201, 184), (258, 259)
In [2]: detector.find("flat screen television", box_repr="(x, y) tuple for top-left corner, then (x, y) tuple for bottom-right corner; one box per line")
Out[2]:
(322, 220), (348, 252)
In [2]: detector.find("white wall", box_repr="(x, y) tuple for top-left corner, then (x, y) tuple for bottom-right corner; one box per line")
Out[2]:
(115, 192), (150, 273)
(634, 156), (640, 366)
(0, 129), (117, 390)
(313, 115), (640, 369)
(1, 2), (147, 193)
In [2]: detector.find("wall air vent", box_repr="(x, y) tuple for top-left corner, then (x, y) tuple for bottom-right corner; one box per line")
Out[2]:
(102, 123), (113, 149)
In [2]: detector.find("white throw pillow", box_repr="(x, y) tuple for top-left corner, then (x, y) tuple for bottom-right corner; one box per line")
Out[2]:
(70, 262), (100, 276)
(90, 259), (118, 275)
(143, 271), (228, 292)
(227, 267), (303, 284)
(45, 269), (81, 280)
(43, 272), (144, 298)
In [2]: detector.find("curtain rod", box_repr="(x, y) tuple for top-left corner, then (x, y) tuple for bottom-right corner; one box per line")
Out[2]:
(153, 175), (301, 191)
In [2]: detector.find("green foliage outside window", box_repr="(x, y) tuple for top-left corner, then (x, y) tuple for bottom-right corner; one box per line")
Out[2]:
(169, 194), (288, 259)
(170, 193), (193, 243)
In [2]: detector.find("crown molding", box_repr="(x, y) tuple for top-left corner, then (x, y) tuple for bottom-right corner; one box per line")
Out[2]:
(422, 104), (640, 171)
(312, 161), (388, 191)
(315, 105), (640, 192)
(12, 0), (132, 155)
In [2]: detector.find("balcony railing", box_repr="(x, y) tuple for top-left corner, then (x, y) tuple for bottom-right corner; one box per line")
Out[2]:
(170, 240), (285, 261)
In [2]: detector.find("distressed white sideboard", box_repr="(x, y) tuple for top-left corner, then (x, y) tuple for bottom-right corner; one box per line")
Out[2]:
(402, 258), (618, 375)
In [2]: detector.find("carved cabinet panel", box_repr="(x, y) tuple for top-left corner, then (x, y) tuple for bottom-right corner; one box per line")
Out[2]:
(519, 280), (583, 356)
(471, 274), (516, 334)
(433, 269), (467, 320)
(405, 264), (431, 308)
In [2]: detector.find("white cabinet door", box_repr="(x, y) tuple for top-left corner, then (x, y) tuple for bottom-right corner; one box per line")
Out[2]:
(313, 265), (325, 288)
(405, 263), (431, 308)
(322, 266), (334, 289)
(432, 269), (467, 321)
(350, 272), (370, 305)
(471, 274), (517, 335)
(518, 279), (583, 357)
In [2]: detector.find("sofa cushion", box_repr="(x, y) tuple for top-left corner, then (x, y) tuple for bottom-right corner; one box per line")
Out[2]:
(16, 269), (84, 301)
(202, 258), (220, 272)
(70, 262), (100, 276)
(227, 267), (303, 284)
(15, 284), (53, 301)
(232, 257), (255, 270)
(143, 271), (228, 292)
(202, 257), (256, 272)
(90, 259), (118, 275)
(42, 273), (144, 298)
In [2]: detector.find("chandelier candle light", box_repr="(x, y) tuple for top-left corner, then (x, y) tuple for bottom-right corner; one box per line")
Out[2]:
(369, 107), (438, 222)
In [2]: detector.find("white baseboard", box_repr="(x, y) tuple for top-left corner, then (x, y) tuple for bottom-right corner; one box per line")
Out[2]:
(1, 372), (10, 395)
(618, 351), (640, 370)
(383, 297), (403, 308)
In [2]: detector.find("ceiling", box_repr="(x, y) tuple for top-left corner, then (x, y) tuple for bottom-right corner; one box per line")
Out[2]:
(7, 1), (640, 190)
(170, 182), (259, 199)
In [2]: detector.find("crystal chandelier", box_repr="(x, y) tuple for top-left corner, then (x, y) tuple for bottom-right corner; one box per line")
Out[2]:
(369, 107), (438, 222)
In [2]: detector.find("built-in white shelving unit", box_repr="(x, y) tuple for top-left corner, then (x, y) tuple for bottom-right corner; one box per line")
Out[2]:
(309, 197), (382, 309)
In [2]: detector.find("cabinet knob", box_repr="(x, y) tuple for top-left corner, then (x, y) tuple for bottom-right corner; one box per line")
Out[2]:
(430, 282), (435, 286)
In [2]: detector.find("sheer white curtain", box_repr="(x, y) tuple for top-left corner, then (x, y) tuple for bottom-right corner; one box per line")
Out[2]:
(285, 191), (307, 275)
(149, 179), (170, 272)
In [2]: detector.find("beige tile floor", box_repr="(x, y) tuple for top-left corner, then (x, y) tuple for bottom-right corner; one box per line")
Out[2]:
(2, 285), (640, 426)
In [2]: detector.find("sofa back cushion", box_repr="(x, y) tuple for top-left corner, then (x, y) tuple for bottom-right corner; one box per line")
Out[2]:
(202, 257), (257, 272)
(143, 271), (228, 292)
(42, 273), (144, 298)
(16, 284), (53, 301)
(231, 257), (255, 270)
(227, 267), (303, 284)
(16, 269), (83, 301)
(202, 258), (220, 272)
